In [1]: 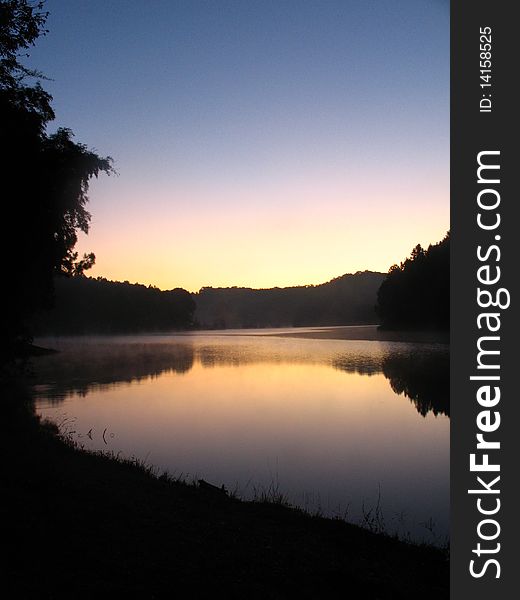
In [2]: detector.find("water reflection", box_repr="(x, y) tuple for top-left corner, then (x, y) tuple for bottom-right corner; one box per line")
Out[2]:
(382, 352), (449, 417)
(33, 342), (195, 400)
(32, 333), (449, 543)
(33, 335), (449, 418)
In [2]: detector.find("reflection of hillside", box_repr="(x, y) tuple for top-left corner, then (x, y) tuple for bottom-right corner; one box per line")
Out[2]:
(332, 350), (449, 417)
(198, 345), (381, 377)
(32, 341), (449, 418)
(331, 356), (381, 376)
(34, 341), (384, 403)
(381, 352), (450, 417)
(33, 343), (195, 402)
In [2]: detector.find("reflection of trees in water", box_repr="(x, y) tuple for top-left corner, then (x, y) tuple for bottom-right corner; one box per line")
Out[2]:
(332, 350), (449, 418)
(198, 345), (252, 368)
(199, 346), (386, 378)
(197, 345), (329, 370)
(33, 342), (449, 418)
(33, 343), (195, 402)
(331, 356), (381, 377)
(382, 352), (449, 417)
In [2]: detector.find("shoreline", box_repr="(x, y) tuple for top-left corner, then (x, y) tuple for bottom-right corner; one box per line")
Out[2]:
(4, 379), (449, 598)
(263, 325), (449, 344)
(34, 324), (449, 346)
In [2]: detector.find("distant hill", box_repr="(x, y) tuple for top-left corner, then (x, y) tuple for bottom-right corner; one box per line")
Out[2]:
(193, 271), (385, 329)
(34, 277), (196, 335)
(34, 271), (385, 334)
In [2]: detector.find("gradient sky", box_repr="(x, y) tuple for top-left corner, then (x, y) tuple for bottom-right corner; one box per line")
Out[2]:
(28, 0), (449, 292)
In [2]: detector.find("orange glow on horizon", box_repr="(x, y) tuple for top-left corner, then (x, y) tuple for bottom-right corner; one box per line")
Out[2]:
(76, 176), (449, 292)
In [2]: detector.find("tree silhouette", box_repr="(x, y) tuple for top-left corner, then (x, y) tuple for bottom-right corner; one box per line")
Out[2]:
(193, 271), (384, 329)
(0, 0), (49, 86)
(1, 1), (113, 361)
(376, 232), (450, 330)
(35, 277), (196, 335)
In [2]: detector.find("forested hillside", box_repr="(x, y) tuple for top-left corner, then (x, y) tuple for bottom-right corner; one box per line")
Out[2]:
(376, 233), (450, 330)
(34, 277), (195, 334)
(194, 271), (385, 329)
(35, 271), (384, 334)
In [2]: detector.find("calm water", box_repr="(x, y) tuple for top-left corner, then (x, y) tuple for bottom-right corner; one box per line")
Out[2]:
(32, 328), (449, 544)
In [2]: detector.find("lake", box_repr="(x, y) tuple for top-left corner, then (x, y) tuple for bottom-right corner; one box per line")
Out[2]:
(32, 327), (449, 544)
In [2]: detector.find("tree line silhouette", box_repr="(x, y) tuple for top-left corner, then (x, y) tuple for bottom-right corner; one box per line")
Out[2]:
(34, 271), (383, 333)
(376, 233), (450, 330)
(1, 2), (449, 348)
(194, 271), (385, 329)
(1, 1), (113, 363)
(34, 276), (195, 334)
(0, 2), (198, 351)
(33, 239), (452, 335)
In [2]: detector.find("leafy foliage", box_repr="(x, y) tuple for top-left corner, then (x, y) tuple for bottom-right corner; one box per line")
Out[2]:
(1, 0), (113, 358)
(376, 233), (450, 330)
(0, 0), (49, 86)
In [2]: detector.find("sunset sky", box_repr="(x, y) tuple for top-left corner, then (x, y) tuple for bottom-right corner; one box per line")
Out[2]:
(29, 0), (449, 292)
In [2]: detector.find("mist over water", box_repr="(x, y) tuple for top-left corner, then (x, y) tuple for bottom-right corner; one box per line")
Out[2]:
(32, 328), (449, 544)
